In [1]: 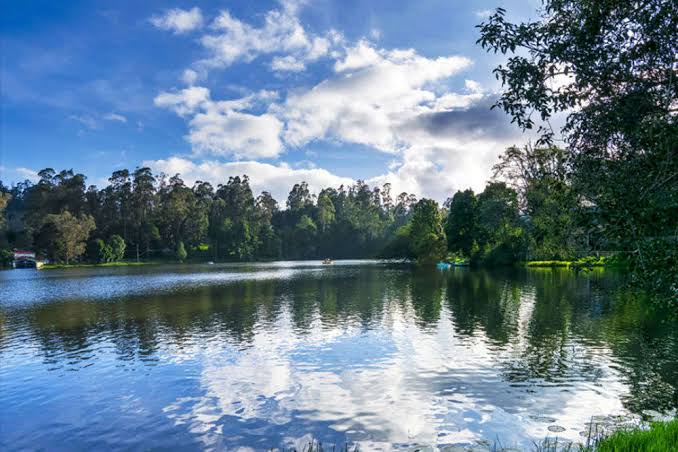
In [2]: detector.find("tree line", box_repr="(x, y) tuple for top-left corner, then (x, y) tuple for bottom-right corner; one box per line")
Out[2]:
(0, 168), (417, 264)
(0, 137), (674, 300)
(0, 145), (621, 267)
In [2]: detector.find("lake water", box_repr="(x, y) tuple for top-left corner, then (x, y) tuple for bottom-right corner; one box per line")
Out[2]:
(1, 261), (676, 451)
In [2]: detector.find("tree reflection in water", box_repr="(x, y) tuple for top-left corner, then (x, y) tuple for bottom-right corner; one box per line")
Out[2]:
(1, 263), (676, 450)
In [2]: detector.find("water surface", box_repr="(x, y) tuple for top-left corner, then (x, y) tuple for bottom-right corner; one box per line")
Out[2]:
(1, 261), (676, 450)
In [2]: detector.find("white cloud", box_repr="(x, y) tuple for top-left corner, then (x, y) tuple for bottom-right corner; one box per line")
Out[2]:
(154, 87), (283, 159)
(464, 79), (483, 93)
(189, 110), (283, 159)
(271, 55), (306, 72)
(197, 5), (340, 72)
(154, 86), (210, 116)
(150, 7), (203, 34)
(367, 139), (510, 202)
(280, 41), (473, 152)
(332, 40), (381, 72)
(144, 157), (353, 202)
(431, 80), (484, 110)
(181, 69), (199, 85)
(0, 166), (39, 183)
(474, 9), (494, 18)
(103, 112), (127, 123)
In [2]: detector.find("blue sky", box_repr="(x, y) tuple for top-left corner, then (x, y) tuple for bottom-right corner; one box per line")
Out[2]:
(1, 0), (539, 201)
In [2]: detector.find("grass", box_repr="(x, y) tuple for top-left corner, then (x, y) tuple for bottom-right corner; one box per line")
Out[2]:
(590, 419), (678, 452)
(526, 260), (577, 268)
(526, 256), (608, 269)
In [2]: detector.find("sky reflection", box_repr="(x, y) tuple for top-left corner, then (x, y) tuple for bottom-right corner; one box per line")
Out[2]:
(1, 263), (676, 451)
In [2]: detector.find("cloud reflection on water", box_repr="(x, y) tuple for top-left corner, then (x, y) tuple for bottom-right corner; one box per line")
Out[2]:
(1, 263), (676, 451)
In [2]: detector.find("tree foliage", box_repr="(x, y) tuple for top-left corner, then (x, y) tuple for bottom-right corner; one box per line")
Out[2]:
(1, 168), (424, 264)
(409, 199), (447, 264)
(43, 211), (96, 264)
(444, 182), (525, 266)
(445, 189), (477, 258)
(478, 0), (677, 296)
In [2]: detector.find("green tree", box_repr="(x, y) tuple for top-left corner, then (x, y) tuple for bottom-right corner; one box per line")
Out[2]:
(475, 182), (524, 265)
(44, 211), (96, 264)
(176, 240), (187, 262)
(445, 189), (477, 258)
(131, 167), (157, 258)
(0, 249), (12, 267)
(409, 199), (447, 265)
(380, 223), (414, 261)
(317, 191), (336, 233)
(0, 190), (11, 257)
(478, 0), (677, 295)
(255, 191), (280, 259)
(109, 234), (126, 261)
(109, 169), (132, 242)
(210, 176), (258, 260)
(0, 191), (11, 234)
(294, 214), (318, 259)
(286, 182), (314, 212)
(156, 174), (197, 250)
(493, 145), (582, 260)
(96, 239), (114, 263)
(23, 169), (88, 247)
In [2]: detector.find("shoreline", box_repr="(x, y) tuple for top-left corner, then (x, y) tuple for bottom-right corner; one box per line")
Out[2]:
(30, 256), (623, 271)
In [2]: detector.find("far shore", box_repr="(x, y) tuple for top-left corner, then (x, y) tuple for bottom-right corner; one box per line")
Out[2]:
(28, 256), (624, 271)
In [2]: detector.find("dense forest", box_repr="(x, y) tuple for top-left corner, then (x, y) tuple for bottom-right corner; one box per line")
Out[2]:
(0, 145), (607, 267)
(0, 143), (667, 275)
(0, 167), (415, 264)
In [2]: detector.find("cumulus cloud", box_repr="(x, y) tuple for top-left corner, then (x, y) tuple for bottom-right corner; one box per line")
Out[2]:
(280, 42), (472, 152)
(145, 156), (353, 202)
(369, 94), (521, 199)
(150, 7), (203, 34)
(196, 4), (340, 72)
(154, 87), (283, 159)
(154, 86), (211, 116)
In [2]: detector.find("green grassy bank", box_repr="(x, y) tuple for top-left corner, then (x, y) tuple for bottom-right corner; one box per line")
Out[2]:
(589, 418), (678, 451)
(526, 256), (617, 269)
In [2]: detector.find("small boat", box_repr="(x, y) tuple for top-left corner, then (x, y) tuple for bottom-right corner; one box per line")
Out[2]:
(207, 261), (215, 265)
(322, 258), (333, 265)
(436, 262), (451, 270)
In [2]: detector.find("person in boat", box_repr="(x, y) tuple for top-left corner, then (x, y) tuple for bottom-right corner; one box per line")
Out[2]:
(322, 258), (333, 265)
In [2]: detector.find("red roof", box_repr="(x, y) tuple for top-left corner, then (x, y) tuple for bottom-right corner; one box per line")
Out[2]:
(13, 250), (36, 257)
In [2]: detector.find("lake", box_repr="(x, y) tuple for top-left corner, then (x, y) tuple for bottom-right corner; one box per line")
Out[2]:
(1, 261), (676, 451)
